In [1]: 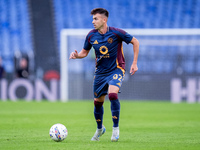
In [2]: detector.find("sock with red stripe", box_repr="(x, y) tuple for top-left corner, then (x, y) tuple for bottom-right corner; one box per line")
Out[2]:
(109, 93), (120, 127)
(94, 101), (104, 129)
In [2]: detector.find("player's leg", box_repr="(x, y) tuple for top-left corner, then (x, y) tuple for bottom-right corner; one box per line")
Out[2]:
(91, 75), (108, 141)
(91, 95), (106, 141)
(94, 95), (106, 129)
(108, 69), (125, 142)
(109, 85), (120, 142)
(109, 85), (120, 128)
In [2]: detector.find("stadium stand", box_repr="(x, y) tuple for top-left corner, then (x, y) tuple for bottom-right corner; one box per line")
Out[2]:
(53, 0), (200, 29)
(54, 0), (200, 75)
(0, 0), (200, 75)
(0, 0), (32, 73)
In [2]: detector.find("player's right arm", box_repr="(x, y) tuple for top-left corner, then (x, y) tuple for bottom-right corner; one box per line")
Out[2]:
(69, 49), (90, 59)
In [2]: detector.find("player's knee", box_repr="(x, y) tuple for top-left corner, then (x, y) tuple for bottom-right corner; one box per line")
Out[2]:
(108, 93), (118, 101)
(94, 100), (104, 107)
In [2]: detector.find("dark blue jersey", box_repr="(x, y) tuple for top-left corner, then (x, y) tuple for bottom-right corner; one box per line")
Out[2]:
(83, 27), (133, 74)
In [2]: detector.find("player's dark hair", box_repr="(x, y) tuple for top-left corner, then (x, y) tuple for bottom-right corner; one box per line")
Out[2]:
(91, 8), (109, 18)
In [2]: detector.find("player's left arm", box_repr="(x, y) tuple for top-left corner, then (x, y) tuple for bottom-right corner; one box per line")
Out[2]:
(130, 37), (139, 75)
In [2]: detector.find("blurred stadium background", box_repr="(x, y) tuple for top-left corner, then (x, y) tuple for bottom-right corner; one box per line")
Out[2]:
(0, 0), (200, 102)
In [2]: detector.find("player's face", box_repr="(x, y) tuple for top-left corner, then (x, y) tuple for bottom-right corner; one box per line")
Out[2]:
(92, 14), (106, 30)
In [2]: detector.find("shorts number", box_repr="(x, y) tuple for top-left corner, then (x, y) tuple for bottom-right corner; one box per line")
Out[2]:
(113, 74), (123, 82)
(118, 74), (122, 82)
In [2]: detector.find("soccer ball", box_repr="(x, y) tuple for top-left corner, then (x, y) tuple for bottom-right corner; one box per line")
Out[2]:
(49, 123), (68, 142)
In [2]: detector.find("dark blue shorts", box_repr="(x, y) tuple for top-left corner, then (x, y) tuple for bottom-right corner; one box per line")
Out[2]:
(93, 68), (125, 98)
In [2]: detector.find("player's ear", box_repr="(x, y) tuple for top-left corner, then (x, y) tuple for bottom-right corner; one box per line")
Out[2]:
(103, 17), (107, 23)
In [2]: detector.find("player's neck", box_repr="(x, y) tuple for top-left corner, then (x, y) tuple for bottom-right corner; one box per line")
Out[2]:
(98, 25), (108, 34)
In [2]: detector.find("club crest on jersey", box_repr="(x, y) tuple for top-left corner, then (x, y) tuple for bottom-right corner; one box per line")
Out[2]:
(107, 38), (113, 43)
(93, 40), (98, 44)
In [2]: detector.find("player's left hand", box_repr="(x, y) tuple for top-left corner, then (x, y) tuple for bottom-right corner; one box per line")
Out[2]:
(130, 63), (138, 75)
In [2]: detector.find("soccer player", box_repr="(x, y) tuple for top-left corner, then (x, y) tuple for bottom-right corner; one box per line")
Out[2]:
(69, 8), (139, 142)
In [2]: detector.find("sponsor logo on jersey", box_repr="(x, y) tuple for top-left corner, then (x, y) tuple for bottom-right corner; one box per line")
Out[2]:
(99, 46), (108, 54)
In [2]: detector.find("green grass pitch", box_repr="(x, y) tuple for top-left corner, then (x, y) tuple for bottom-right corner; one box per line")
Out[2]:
(0, 100), (200, 150)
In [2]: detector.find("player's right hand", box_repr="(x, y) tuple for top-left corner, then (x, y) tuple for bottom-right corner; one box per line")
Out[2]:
(69, 50), (78, 59)
(130, 63), (138, 75)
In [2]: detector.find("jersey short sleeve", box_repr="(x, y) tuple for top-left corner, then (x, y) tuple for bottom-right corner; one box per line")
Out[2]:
(111, 27), (133, 44)
(83, 36), (92, 50)
(122, 31), (133, 44)
(83, 29), (97, 50)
